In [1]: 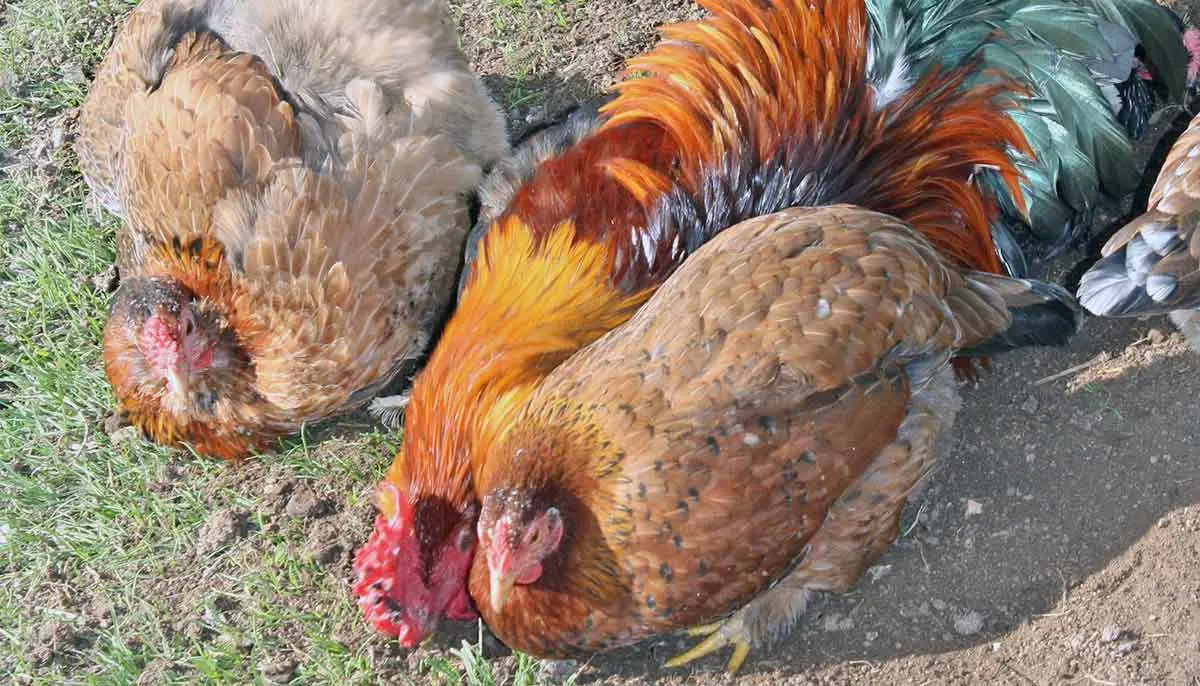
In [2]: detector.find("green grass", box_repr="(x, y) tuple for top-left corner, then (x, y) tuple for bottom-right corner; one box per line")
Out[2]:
(0, 1), (581, 684)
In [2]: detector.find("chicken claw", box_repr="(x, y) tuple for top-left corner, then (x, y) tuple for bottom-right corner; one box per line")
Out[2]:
(664, 617), (752, 674)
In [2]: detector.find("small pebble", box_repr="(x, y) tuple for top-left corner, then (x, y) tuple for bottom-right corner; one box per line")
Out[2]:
(965, 499), (983, 517)
(1113, 639), (1138, 656)
(1100, 625), (1123, 643)
(954, 610), (985, 636)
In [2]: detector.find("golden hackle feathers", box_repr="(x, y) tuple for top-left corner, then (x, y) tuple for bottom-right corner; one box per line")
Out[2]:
(392, 216), (653, 503)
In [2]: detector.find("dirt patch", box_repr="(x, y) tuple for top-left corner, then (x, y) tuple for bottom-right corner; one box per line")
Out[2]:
(194, 508), (250, 557)
(447, 0), (704, 139)
(27, 620), (77, 668)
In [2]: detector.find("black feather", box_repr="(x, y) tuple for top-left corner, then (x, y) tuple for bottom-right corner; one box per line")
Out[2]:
(1116, 74), (1154, 140)
(963, 275), (1082, 355)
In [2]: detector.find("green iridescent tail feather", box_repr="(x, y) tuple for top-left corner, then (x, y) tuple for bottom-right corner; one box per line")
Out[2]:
(867, 0), (1188, 261)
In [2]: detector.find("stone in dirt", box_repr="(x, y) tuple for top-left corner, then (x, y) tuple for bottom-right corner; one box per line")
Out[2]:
(285, 486), (326, 519)
(196, 508), (249, 557)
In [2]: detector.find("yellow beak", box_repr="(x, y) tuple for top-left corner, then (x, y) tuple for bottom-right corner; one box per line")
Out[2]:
(489, 566), (518, 615)
(165, 366), (188, 398)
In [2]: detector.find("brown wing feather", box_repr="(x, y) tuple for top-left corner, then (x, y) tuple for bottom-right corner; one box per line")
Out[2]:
(230, 130), (480, 418)
(122, 34), (301, 263)
(76, 0), (175, 217)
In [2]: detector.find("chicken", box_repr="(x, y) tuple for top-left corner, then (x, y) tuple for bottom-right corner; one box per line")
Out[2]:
(471, 205), (1078, 670)
(349, 0), (1138, 645)
(76, 0), (508, 458)
(1077, 109), (1200, 350)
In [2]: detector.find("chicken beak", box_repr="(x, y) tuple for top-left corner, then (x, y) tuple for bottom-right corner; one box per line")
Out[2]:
(488, 552), (519, 614)
(165, 365), (188, 398)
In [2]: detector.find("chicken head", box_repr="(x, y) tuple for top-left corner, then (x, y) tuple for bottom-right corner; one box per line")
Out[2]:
(478, 492), (563, 613)
(352, 483), (479, 645)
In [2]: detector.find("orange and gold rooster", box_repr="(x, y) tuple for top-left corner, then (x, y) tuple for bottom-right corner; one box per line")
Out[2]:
(352, 0), (1182, 653)
(77, 0), (508, 459)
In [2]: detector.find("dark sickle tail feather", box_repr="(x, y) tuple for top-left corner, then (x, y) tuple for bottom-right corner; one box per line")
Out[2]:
(964, 274), (1083, 355)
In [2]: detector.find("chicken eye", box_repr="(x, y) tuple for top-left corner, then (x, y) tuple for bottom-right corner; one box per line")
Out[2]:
(455, 527), (474, 552)
(193, 389), (216, 412)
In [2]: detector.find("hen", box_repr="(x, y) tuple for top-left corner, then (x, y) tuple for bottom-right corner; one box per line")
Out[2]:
(1078, 109), (1200, 350)
(76, 0), (508, 458)
(348, 0), (1166, 646)
(471, 205), (1077, 670)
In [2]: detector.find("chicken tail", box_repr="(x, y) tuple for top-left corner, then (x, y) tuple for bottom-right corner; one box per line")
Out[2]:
(958, 273), (1083, 356)
(136, 1), (217, 90)
(868, 0), (1188, 248)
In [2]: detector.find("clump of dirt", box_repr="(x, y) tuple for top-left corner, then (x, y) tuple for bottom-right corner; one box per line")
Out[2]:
(195, 508), (250, 557)
(133, 658), (174, 686)
(283, 484), (327, 519)
(258, 653), (298, 684)
(27, 620), (78, 668)
(303, 518), (348, 566)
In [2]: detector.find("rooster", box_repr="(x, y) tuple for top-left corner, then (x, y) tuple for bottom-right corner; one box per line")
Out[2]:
(1077, 108), (1200, 350)
(76, 0), (508, 459)
(351, 0), (1181, 648)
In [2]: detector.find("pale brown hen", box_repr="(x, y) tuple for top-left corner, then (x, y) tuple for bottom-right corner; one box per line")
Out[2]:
(470, 205), (1080, 671)
(76, 0), (507, 458)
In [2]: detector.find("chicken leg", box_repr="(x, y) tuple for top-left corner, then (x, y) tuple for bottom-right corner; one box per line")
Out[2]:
(666, 364), (958, 674)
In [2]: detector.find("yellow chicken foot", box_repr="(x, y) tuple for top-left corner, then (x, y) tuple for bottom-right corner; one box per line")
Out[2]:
(664, 617), (752, 674)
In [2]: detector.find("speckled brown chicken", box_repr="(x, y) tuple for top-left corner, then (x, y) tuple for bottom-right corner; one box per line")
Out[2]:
(1078, 109), (1200, 350)
(76, 0), (508, 458)
(469, 205), (1080, 671)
